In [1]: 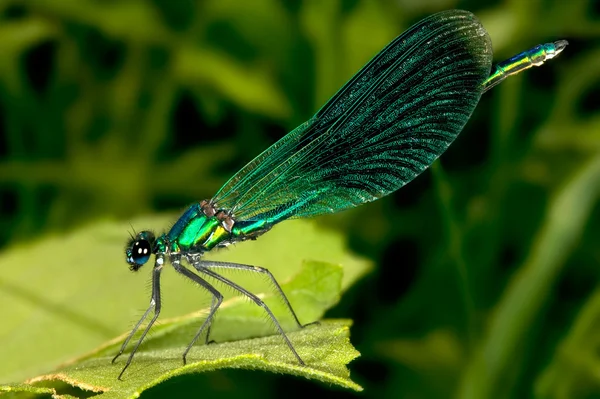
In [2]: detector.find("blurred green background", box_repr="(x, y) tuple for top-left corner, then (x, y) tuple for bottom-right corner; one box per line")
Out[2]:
(1, 0), (599, 398)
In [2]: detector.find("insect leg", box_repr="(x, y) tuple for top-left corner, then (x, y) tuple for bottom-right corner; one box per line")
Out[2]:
(172, 257), (223, 365)
(196, 265), (306, 365)
(113, 255), (164, 380)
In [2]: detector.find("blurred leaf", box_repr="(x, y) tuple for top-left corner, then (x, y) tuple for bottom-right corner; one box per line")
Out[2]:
(0, 17), (57, 92)
(204, 0), (293, 59)
(25, 0), (291, 120)
(174, 47), (291, 119)
(376, 329), (463, 377)
(299, 0), (341, 108)
(458, 154), (600, 399)
(341, 0), (397, 80)
(25, 0), (171, 43)
(535, 286), (600, 398)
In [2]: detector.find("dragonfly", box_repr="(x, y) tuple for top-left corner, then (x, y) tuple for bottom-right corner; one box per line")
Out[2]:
(112, 9), (567, 378)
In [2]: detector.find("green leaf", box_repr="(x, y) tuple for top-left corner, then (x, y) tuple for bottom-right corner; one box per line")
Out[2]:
(4, 261), (361, 396)
(1, 383), (62, 398)
(15, 319), (360, 399)
(0, 217), (370, 392)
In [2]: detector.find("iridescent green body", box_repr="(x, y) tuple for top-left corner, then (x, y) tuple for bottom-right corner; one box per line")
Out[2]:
(482, 40), (567, 92)
(154, 202), (268, 253)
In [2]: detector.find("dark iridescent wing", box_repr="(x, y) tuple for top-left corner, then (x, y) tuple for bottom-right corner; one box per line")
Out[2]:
(211, 10), (492, 223)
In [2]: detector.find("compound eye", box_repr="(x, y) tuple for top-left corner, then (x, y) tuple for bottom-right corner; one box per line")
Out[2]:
(128, 239), (152, 267)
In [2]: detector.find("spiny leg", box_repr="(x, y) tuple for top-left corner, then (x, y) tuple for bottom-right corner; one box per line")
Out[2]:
(197, 265), (306, 365)
(204, 295), (218, 345)
(171, 258), (223, 364)
(112, 300), (154, 363)
(114, 257), (164, 380)
(197, 260), (319, 332)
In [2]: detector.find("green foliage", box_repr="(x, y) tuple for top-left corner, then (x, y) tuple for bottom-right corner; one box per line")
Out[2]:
(0, 0), (599, 398)
(0, 217), (370, 392)
(1, 249), (362, 398)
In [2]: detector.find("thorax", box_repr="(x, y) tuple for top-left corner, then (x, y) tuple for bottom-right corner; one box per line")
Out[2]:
(162, 201), (272, 254)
